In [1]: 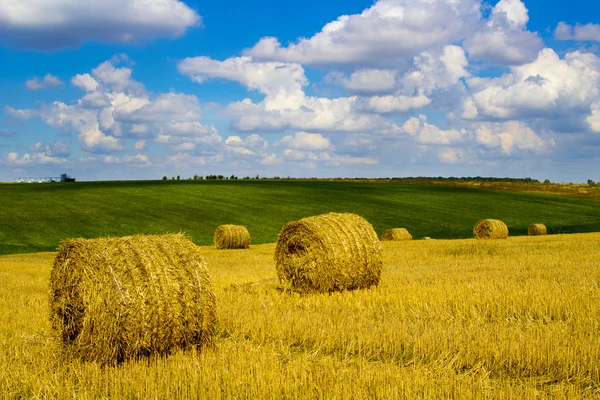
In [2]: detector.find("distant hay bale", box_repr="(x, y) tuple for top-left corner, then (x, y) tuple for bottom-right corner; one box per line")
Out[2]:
(381, 228), (412, 241)
(49, 234), (216, 365)
(423, 237), (431, 240)
(528, 223), (547, 236)
(473, 219), (509, 239)
(275, 212), (382, 293)
(214, 224), (250, 249)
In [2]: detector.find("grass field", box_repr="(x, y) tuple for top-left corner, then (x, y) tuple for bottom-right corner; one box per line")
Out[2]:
(2, 179), (600, 255)
(1, 233), (600, 398)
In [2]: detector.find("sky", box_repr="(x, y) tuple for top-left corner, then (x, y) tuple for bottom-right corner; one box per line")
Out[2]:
(0, 0), (599, 182)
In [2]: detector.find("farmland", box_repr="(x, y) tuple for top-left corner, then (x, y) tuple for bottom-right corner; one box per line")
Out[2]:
(2, 179), (600, 255)
(2, 234), (600, 398)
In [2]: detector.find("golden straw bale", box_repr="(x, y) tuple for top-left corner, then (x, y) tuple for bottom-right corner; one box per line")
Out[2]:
(381, 228), (412, 241)
(528, 223), (547, 236)
(49, 234), (216, 365)
(214, 225), (250, 249)
(274, 212), (382, 293)
(473, 219), (509, 239)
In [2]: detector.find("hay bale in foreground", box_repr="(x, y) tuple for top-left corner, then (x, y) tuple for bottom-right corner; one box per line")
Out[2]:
(214, 224), (250, 249)
(473, 219), (509, 239)
(50, 234), (216, 365)
(381, 228), (412, 241)
(528, 223), (547, 236)
(274, 212), (382, 293)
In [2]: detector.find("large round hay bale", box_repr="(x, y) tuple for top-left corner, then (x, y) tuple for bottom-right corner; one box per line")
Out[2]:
(214, 224), (250, 249)
(473, 219), (509, 239)
(274, 212), (382, 293)
(528, 223), (547, 236)
(381, 228), (412, 241)
(49, 234), (216, 365)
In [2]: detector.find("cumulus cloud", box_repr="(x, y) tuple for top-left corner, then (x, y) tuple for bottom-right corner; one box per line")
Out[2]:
(103, 154), (150, 165)
(245, 0), (481, 67)
(0, 0), (200, 50)
(2, 151), (67, 166)
(464, 0), (542, 65)
(3, 106), (39, 120)
(359, 94), (432, 113)
(25, 74), (63, 90)
(438, 147), (465, 163)
(401, 115), (467, 145)
(277, 132), (332, 151)
(475, 121), (552, 154)
(326, 69), (397, 93)
(555, 22), (600, 42)
(463, 49), (600, 126)
(178, 56), (308, 111)
(29, 141), (71, 157)
(8, 57), (220, 154)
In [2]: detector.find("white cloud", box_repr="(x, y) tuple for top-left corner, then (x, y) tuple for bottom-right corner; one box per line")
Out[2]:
(178, 56), (308, 111)
(103, 154), (150, 165)
(359, 94), (432, 113)
(114, 93), (202, 123)
(2, 151), (66, 166)
(464, 0), (542, 65)
(29, 141), (70, 157)
(3, 106), (39, 120)
(25, 74), (63, 90)
(134, 140), (147, 151)
(71, 74), (100, 92)
(587, 103), (600, 133)
(245, 0), (481, 67)
(401, 115), (467, 145)
(438, 147), (464, 163)
(474, 121), (552, 154)
(463, 49), (600, 123)
(555, 22), (600, 42)
(400, 45), (469, 94)
(326, 69), (397, 93)
(0, 0), (200, 50)
(277, 132), (331, 151)
(333, 155), (379, 165)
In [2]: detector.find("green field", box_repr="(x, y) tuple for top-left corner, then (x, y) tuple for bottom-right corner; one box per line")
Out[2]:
(1, 179), (600, 255)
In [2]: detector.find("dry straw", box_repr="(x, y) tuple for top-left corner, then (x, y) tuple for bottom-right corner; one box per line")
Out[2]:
(274, 212), (382, 293)
(214, 225), (250, 249)
(473, 219), (509, 239)
(381, 228), (412, 241)
(528, 223), (547, 236)
(49, 234), (216, 365)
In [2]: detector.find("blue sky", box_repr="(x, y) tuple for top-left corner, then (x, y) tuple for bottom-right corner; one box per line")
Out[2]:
(1, 0), (599, 182)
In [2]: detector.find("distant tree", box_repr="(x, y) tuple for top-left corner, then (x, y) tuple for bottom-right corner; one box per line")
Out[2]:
(193, 174), (199, 181)
(171, 177), (175, 180)
(255, 175), (259, 179)
(162, 176), (167, 180)
(230, 174), (237, 180)
(217, 175), (224, 180)
(177, 175), (180, 181)
(544, 179), (551, 184)
(588, 179), (596, 186)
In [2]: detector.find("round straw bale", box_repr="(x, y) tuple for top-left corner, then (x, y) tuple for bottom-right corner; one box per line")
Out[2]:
(274, 212), (382, 293)
(49, 234), (216, 365)
(528, 223), (547, 236)
(214, 224), (250, 249)
(381, 228), (412, 241)
(473, 219), (509, 239)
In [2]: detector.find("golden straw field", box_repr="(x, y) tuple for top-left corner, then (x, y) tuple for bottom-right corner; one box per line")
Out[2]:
(2, 233), (600, 398)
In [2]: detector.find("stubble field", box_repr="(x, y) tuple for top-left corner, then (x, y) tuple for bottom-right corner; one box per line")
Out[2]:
(2, 233), (599, 399)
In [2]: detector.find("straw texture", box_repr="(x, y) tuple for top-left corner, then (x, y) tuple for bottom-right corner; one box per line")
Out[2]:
(49, 234), (216, 365)
(528, 223), (547, 236)
(274, 212), (382, 293)
(381, 228), (412, 241)
(214, 225), (250, 249)
(473, 219), (509, 239)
